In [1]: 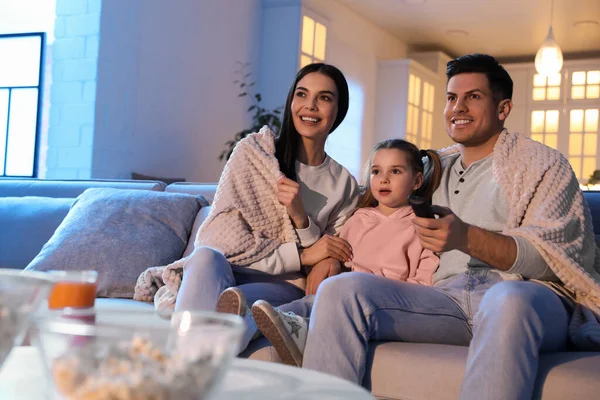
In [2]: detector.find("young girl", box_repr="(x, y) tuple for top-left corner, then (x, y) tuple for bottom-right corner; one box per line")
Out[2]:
(218, 139), (442, 365)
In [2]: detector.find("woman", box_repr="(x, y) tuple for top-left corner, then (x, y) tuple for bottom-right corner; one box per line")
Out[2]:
(176, 63), (359, 333)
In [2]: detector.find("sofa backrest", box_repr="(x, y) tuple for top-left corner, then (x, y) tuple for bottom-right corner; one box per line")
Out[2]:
(165, 182), (218, 204)
(0, 179), (168, 270)
(583, 191), (600, 245)
(0, 179), (166, 198)
(2, 178), (599, 271)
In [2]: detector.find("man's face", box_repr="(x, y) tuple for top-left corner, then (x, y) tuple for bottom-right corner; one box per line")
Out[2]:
(443, 73), (508, 147)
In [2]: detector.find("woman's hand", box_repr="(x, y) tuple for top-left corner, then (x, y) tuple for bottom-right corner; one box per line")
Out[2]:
(299, 234), (353, 266)
(305, 258), (342, 295)
(277, 176), (309, 229)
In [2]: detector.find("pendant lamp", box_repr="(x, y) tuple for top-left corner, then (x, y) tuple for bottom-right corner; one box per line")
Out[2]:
(535, 0), (563, 77)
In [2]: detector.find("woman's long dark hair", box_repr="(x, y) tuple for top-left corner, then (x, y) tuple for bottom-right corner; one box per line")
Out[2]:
(359, 139), (442, 208)
(275, 63), (349, 181)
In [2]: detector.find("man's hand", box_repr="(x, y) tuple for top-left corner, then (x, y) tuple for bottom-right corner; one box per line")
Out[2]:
(299, 234), (353, 266)
(412, 205), (469, 253)
(305, 258), (342, 295)
(413, 205), (517, 271)
(277, 176), (309, 228)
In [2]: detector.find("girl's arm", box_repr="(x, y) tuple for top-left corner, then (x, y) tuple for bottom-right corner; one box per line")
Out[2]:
(305, 258), (342, 295)
(407, 248), (439, 286)
(245, 209), (358, 276)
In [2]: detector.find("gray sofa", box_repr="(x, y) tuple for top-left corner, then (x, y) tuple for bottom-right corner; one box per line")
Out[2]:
(1, 178), (599, 400)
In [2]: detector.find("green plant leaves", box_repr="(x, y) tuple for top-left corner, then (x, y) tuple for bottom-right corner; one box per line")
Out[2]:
(219, 62), (284, 161)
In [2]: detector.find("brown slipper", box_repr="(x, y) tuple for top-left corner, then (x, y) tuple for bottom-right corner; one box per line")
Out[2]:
(216, 287), (246, 317)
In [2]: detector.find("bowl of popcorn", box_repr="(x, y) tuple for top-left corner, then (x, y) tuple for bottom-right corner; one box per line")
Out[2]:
(0, 269), (56, 368)
(30, 308), (244, 400)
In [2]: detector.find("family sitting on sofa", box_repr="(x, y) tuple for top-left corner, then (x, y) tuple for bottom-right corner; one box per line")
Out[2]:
(131, 53), (600, 400)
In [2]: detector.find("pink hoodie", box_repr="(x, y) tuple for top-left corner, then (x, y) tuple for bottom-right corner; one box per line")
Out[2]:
(339, 206), (439, 286)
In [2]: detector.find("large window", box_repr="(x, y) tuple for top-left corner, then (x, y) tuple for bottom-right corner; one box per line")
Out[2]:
(420, 81), (434, 149)
(0, 33), (44, 177)
(532, 73), (561, 101)
(524, 66), (600, 182)
(299, 14), (326, 69)
(571, 70), (600, 100)
(406, 74), (434, 149)
(569, 109), (599, 180)
(530, 109), (559, 149)
(406, 74), (420, 145)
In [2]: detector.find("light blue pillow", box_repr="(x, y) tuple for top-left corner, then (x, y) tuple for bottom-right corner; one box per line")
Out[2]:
(25, 188), (206, 298)
(0, 197), (74, 269)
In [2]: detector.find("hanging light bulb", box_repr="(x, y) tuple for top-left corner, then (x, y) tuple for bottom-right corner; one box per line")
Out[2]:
(535, 0), (563, 76)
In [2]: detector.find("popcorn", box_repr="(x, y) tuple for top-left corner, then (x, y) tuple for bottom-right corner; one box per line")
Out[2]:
(52, 335), (215, 400)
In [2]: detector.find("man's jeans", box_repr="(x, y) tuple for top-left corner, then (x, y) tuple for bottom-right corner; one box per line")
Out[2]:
(303, 269), (570, 400)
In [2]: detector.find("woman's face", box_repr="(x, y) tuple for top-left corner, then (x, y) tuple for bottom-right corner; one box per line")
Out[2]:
(290, 72), (339, 143)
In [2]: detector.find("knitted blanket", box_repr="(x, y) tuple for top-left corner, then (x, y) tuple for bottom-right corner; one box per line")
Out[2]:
(439, 129), (600, 350)
(134, 126), (299, 310)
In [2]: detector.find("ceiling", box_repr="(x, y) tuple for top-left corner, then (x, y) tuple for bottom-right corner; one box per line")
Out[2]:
(336, 0), (600, 60)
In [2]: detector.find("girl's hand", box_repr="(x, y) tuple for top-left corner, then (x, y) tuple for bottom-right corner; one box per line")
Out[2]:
(277, 176), (309, 229)
(305, 258), (342, 295)
(299, 234), (353, 266)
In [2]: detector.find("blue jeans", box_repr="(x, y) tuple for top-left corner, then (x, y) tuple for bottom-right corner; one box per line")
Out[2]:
(175, 247), (304, 312)
(303, 269), (569, 400)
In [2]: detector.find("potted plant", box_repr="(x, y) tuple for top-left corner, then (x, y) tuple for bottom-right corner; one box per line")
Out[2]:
(588, 170), (600, 189)
(219, 62), (283, 161)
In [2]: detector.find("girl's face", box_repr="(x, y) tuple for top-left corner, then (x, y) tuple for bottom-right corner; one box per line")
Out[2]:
(291, 72), (339, 143)
(370, 148), (423, 216)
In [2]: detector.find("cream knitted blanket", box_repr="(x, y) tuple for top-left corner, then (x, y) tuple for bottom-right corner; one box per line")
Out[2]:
(439, 129), (600, 349)
(134, 126), (299, 309)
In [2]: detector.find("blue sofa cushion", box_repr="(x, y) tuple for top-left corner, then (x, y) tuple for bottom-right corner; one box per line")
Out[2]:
(583, 191), (600, 246)
(0, 197), (74, 269)
(25, 188), (205, 298)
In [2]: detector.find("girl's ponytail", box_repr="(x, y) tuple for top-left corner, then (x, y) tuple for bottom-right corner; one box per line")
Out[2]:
(415, 149), (442, 200)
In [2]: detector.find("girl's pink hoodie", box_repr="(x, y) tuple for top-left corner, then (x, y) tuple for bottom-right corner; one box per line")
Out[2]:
(339, 206), (439, 285)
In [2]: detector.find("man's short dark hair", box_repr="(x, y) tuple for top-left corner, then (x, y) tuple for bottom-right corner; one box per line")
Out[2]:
(446, 54), (513, 103)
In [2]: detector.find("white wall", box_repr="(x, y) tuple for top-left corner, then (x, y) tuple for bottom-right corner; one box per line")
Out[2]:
(93, 0), (262, 182)
(259, 0), (302, 112)
(57, 0), (408, 182)
(302, 0), (408, 178)
(0, 0), (56, 178)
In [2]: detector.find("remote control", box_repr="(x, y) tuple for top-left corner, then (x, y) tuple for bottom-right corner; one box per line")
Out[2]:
(408, 195), (435, 218)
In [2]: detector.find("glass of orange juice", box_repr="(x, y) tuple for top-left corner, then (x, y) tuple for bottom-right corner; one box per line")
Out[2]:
(47, 270), (98, 310)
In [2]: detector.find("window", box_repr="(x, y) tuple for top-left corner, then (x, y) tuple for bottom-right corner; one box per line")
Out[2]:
(530, 110), (559, 149)
(406, 75), (434, 148)
(506, 61), (600, 184)
(420, 82), (434, 149)
(300, 15), (326, 69)
(406, 74), (420, 144)
(569, 109), (599, 180)
(571, 70), (600, 100)
(532, 73), (561, 101)
(0, 33), (44, 177)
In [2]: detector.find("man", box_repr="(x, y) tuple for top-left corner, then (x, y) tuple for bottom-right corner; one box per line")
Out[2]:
(301, 53), (600, 399)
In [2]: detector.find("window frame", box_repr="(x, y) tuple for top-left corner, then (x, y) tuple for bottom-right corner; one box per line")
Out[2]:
(0, 32), (45, 178)
(299, 10), (328, 69)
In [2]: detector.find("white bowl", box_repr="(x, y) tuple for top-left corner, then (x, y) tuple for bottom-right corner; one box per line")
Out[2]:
(0, 269), (55, 367)
(31, 308), (244, 400)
